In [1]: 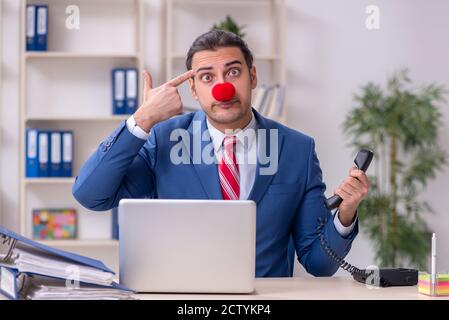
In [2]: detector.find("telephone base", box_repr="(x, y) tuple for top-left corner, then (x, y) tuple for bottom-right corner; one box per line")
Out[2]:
(352, 268), (418, 287)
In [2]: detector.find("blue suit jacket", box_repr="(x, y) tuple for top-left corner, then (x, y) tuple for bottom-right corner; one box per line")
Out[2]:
(72, 109), (358, 277)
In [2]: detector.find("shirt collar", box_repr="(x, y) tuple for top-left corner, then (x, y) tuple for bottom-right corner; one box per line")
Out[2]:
(206, 111), (258, 153)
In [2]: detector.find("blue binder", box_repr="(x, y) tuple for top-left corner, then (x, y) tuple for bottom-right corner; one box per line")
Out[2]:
(126, 68), (138, 114)
(112, 68), (126, 114)
(0, 265), (132, 300)
(37, 130), (50, 177)
(0, 226), (132, 300)
(61, 131), (73, 177)
(112, 207), (119, 240)
(35, 5), (48, 51)
(25, 5), (37, 51)
(50, 131), (63, 177)
(26, 129), (39, 177)
(0, 267), (21, 300)
(0, 225), (114, 273)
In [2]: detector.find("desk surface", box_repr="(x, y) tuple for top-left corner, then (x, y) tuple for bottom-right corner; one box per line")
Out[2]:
(0, 277), (446, 300)
(135, 277), (448, 300)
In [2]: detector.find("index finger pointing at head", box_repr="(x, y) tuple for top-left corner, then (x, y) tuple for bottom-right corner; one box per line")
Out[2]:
(166, 70), (195, 87)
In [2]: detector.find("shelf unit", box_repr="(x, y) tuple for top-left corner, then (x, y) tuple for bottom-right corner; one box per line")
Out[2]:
(25, 52), (142, 59)
(19, 0), (144, 270)
(165, 0), (286, 123)
(25, 115), (130, 122)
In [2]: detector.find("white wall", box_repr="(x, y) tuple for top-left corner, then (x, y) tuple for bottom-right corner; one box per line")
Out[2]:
(285, 0), (449, 275)
(1, 0), (448, 274)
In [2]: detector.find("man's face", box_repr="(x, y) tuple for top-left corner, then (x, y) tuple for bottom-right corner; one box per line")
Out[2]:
(189, 47), (257, 127)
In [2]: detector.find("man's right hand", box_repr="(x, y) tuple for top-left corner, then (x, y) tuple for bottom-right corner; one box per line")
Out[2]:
(133, 69), (196, 133)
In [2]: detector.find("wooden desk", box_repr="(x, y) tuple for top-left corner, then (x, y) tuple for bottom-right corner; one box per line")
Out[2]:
(0, 276), (446, 300)
(135, 277), (448, 300)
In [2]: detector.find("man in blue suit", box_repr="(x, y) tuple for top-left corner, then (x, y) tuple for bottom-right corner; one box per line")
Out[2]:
(73, 30), (369, 277)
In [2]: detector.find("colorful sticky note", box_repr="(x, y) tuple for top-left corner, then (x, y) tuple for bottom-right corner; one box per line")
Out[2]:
(418, 273), (449, 296)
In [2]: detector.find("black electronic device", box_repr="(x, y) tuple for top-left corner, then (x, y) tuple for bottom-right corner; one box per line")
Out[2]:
(325, 149), (374, 210)
(319, 149), (418, 287)
(318, 224), (418, 287)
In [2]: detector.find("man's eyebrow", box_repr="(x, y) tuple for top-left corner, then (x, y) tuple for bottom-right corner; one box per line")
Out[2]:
(196, 66), (213, 73)
(225, 60), (242, 67)
(195, 60), (243, 73)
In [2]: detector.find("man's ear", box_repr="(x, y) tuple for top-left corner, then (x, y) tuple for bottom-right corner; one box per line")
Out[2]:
(189, 78), (198, 100)
(250, 65), (258, 89)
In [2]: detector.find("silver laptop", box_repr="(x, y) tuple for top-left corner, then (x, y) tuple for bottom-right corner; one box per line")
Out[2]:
(118, 199), (256, 293)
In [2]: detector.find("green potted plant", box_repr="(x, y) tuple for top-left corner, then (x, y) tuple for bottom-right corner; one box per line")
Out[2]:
(343, 69), (447, 269)
(211, 15), (245, 38)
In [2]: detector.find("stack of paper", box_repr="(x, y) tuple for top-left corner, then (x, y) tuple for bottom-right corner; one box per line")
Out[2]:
(28, 286), (135, 300)
(418, 273), (449, 296)
(23, 276), (135, 300)
(14, 248), (115, 287)
(0, 226), (134, 300)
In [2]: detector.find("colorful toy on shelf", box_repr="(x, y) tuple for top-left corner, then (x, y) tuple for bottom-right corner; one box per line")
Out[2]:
(32, 208), (77, 240)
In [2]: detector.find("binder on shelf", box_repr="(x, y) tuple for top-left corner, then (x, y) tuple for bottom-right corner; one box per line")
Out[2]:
(252, 84), (269, 112)
(258, 86), (274, 116)
(61, 131), (73, 177)
(126, 68), (138, 114)
(37, 130), (50, 177)
(25, 5), (37, 51)
(26, 129), (72, 178)
(112, 68), (126, 115)
(0, 226), (134, 300)
(112, 207), (119, 240)
(35, 5), (48, 51)
(50, 131), (63, 177)
(274, 84), (286, 117)
(26, 129), (39, 177)
(265, 84), (285, 118)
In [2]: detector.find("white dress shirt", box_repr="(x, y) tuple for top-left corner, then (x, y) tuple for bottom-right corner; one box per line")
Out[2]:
(126, 115), (151, 140)
(127, 114), (356, 237)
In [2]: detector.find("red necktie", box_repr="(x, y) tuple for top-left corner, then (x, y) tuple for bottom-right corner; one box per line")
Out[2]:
(219, 136), (240, 200)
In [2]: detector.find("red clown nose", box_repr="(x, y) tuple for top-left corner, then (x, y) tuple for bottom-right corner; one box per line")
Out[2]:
(212, 82), (236, 102)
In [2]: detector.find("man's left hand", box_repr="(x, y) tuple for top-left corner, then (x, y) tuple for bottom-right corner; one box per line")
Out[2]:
(334, 166), (370, 227)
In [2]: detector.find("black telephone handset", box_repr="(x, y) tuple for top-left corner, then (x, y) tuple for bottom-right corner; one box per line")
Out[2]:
(325, 149), (374, 210)
(319, 149), (418, 287)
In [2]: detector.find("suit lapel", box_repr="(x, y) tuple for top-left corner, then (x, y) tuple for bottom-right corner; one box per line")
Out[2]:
(248, 110), (284, 204)
(185, 111), (222, 199)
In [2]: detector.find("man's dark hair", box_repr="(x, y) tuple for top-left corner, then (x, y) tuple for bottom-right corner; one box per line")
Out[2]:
(185, 29), (254, 71)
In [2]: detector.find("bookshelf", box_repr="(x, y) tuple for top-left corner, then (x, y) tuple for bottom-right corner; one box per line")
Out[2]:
(164, 0), (286, 123)
(19, 0), (144, 271)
